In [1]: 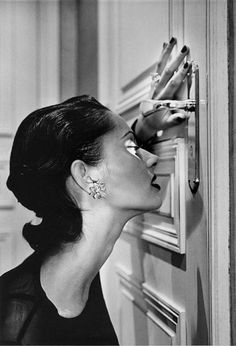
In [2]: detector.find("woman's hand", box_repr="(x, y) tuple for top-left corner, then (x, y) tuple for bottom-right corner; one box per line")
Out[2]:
(134, 37), (191, 144)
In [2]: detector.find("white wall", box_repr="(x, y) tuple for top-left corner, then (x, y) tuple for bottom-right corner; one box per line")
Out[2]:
(0, 0), (60, 270)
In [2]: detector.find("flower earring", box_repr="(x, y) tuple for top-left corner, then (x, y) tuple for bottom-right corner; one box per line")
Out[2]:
(87, 176), (106, 199)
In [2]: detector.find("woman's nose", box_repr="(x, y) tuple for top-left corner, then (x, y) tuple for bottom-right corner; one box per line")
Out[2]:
(140, 149), (159, 170)
(146, 153), (159, 169)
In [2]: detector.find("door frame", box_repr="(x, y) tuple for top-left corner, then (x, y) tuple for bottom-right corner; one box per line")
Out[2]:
(207, 0), (230, 344)
(228, 0), (236, 344)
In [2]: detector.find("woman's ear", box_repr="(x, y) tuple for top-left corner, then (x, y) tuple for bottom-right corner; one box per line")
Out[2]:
(70, 160), (89, 192)
(69, 160), (106, 200)
(70, 160), (102, 194)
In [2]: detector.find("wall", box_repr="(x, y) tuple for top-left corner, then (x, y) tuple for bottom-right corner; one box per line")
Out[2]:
(60, 0), (98, 101)
(77, 0), (98, 98)
(0, 0), (60, 270)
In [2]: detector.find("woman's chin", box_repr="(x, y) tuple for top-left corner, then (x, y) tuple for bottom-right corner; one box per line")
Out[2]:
(148, 187), (162, 208)
(135, 197), (162, 214)
(148, 192), (163, 210)
(147, 200), (162, 212)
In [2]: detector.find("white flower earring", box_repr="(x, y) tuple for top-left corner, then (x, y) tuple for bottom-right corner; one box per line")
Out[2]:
(87, 176), (106, 199)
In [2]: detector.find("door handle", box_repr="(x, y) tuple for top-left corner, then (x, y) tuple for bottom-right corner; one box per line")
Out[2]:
(188, 64), (200, 194)
(140, 99), (196, 114)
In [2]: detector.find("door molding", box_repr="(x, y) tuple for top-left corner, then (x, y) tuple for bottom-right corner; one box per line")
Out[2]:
(116, 264), (186, 345)
(228, 0), (236, 344)
(142, 282), (186, 345)
(207, 0), (230, 344)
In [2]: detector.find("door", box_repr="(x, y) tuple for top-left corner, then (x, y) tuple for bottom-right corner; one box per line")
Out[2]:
(98, 0), (230, 344)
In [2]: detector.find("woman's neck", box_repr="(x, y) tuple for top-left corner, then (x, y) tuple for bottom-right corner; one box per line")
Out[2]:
(40, 207), (129, 318)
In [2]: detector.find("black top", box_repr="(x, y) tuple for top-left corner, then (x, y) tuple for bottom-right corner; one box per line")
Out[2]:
(0, 252), (119, 345)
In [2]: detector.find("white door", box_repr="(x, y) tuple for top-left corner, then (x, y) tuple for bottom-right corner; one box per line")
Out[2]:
(98, 1), (230, 344)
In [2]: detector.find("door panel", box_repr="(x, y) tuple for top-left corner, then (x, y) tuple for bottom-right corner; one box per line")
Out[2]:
(141, 138), (187, 254)
(143, 281), (185, 345)
(119, 1), (169, 89)
(99, 1), (212, 344)
(101, 0), (169, 114)
(117, 265), (148, 345)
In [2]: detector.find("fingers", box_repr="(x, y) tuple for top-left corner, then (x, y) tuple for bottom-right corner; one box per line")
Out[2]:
(140, 99), (162, 116)
(166, 45), (189, 75)
(154, 45), (189, 98)
(166, 111), (190, 125)
(158, 61), (191, 100)
(135, 38), (192, 139)
(174, 63), (192, 99)
(156, 37), (177, 75)
(135, 106), (190, 143)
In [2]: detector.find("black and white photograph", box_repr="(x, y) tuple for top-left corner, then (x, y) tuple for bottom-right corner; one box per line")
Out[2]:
(0, 0), (234, 345)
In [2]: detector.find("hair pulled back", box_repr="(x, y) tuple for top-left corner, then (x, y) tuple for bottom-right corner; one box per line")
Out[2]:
(7, 95), (114, 254)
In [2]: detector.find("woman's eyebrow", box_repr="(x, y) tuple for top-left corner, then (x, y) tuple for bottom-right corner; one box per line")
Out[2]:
(120, 130), (135, 139)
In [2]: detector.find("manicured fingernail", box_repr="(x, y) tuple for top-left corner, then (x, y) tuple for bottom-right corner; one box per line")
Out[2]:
(170, 37), (176, 44)
(184, 62), (189, 69)
(181, 45), (188, 53)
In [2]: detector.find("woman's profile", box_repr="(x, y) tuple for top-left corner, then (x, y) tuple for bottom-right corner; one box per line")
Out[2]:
(0, 38), (190, 345)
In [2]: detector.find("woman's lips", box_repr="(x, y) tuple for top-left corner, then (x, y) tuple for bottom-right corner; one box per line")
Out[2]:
(151, 174), (161, 190)
(151, 183), (161, 190)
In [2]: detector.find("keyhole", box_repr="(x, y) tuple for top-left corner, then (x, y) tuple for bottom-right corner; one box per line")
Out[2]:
(190, 144), (194, 159)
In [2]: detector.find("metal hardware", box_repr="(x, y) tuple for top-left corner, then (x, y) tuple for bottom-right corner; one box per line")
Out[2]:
(144, 99), (196, 112)
(188, 64), (200, 194)
(140, 99), (196, 117)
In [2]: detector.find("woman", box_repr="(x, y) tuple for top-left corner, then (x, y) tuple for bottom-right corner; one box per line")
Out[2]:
(0, 38), (190, 345)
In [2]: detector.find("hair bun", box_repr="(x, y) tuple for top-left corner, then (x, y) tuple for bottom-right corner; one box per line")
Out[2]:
(6, 174), (14, 192)
(22, 222), (44, 251)
(7, 168), (38, 212)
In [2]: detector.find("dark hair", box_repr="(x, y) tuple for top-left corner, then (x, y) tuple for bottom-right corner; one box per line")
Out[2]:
(7, 95), (115, 254)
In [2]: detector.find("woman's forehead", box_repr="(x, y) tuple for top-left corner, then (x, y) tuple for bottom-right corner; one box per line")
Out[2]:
(108, 112), (130, 134)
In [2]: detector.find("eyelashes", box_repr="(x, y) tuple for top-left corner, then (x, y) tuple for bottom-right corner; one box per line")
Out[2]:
(125, 139), (141, 157)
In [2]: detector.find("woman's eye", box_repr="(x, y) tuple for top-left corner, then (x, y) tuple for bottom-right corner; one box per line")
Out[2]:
(125, 139), (140, 157)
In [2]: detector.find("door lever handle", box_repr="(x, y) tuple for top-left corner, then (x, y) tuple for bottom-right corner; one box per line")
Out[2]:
(155, 99), (196, 112)
(140, 99), (196, 116)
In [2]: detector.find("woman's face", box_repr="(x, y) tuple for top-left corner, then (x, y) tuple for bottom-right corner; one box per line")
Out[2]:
(99, 112), (162, 215)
